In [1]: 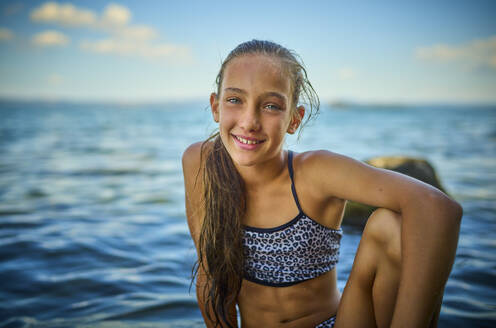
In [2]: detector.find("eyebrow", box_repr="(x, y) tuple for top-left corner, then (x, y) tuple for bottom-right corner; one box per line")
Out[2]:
(223, 87), (287, 102)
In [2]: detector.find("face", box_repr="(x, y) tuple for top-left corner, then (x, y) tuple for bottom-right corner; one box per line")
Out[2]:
(210, 54), (304, 167)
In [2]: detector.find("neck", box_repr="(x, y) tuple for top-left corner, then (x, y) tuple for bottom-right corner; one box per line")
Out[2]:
(235, 150), (287, 191)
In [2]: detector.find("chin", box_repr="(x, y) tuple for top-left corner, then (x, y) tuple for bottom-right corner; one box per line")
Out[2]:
(228, 152), (260, 167)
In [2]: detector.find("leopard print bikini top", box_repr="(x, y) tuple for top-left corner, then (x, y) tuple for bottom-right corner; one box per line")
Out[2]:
(242, 150), (343, 287)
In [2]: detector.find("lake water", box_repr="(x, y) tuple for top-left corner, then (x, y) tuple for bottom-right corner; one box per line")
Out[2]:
(0, 101), (494, 327)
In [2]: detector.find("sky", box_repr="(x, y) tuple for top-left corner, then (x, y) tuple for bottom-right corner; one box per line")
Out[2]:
(0, 0), (495, 104)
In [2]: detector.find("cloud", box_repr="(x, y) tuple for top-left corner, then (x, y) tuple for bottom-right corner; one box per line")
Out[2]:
(101, 3), (131, 27)
(29, 2), (157, 40)
(416, 35), (496, 71)
(32, 30), (70, 46)
(0, 28), (14, 41)
(30, 2), (97, 27)
(80, 38), (190, 60)
(30, 2), (188, 61)
(117, 25), (158, 41)
(337, 67), (356, 80)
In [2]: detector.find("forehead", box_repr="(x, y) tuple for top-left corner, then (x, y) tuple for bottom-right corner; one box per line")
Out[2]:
(221, 54), (291, 97)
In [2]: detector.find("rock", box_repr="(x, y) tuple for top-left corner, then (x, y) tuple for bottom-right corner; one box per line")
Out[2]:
(343, 156), (447, 228)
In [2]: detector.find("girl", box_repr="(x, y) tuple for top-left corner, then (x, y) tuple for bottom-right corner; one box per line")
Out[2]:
(182, 40), (462, 328)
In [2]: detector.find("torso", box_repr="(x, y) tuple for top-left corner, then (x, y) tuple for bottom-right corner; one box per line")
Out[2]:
(238, 270), (341, 328)
(238, 151), (346, 327)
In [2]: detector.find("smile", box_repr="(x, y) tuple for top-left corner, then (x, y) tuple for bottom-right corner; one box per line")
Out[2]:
(233, 134), (265, 145)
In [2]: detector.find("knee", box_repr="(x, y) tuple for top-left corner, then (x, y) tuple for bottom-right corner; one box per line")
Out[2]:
(364, 208), (401, 241)
(363, 208), (402, 264)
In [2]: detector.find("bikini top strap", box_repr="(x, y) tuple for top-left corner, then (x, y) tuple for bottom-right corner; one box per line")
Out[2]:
(287, 150), (303, 213)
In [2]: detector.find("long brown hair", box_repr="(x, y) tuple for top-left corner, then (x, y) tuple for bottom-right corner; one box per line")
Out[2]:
(194, 40), (320, 327)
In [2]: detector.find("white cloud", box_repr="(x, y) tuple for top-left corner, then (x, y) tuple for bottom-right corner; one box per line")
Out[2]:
(80, 38), (133, 55)
(29, 2), (157, 41)
(32, 30), (70, 46)
(118, 25), (157, 41)
(337, 67), (356, 80)
(0, 28), (14, 41)
(30, 2), (97, 27)
(80, 38), (190, 61)
(30, 2), (188, 61)
(99, 4), (158, 41)
(101, 3), (131, 27)
(416, 35), (496, 70)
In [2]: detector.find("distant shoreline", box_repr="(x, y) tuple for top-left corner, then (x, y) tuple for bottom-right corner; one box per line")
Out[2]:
(0, 97), (495, 109)
(327, 100), (496, 109)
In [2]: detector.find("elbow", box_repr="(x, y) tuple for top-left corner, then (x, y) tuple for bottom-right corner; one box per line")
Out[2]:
(451, 198), (463, 217)
(434, 191), (463, 226)
(449, 199), (463, 224)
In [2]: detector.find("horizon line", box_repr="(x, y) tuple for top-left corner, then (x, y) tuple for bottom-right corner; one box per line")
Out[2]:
(0, 96), (495, 108)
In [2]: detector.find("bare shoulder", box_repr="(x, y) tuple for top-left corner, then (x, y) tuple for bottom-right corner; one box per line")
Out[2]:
(182, 141), (203, 173)
(292, 149), (349, 201)
(294, 149), (343, 165)
(182, 140), (215, 180)
(293, 149), (352, 183)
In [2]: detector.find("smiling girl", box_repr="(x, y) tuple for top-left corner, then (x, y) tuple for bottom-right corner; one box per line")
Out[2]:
(182, 40), (462, 328)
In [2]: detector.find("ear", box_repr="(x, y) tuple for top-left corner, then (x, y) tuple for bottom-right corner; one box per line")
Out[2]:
(287, 105), (305, 134)
(210, 92), (219, 123)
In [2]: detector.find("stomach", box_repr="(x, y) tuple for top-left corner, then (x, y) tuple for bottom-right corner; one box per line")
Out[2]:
(237, 269), (340, 328)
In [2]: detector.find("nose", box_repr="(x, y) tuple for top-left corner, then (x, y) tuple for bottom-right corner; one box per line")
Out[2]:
(239, 106), (261, 132)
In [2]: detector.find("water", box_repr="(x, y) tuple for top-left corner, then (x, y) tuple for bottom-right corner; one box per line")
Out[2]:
(0, 101), (494, 327)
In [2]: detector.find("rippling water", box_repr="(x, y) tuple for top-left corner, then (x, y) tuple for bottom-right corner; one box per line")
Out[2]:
(0, 101), (494, 327)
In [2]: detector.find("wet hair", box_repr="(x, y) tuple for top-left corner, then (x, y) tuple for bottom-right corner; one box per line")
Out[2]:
(215, 39), (319, 137)
(194, 40), (319, 327)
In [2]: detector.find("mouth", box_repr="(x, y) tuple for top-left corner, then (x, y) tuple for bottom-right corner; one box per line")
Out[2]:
(231, 134), (266, 149)
(232, 134), (265, 144)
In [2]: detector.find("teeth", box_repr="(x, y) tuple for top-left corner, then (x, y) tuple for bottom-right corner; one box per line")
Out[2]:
(235, 135), (260, 145)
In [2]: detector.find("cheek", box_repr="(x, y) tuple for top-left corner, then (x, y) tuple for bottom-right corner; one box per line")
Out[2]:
(276, 114), (292, 130)
(268, 118), (289, 137)
(218, 111), (235, 129)
(218, 111), (236, 142)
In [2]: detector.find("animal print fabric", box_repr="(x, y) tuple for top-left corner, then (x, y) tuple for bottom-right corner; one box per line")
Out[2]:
(242, 213), (342, 287)
(315, 316), (336, 328)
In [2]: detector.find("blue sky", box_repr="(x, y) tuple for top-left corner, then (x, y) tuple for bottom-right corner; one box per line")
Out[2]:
(0, 0), (495, 104)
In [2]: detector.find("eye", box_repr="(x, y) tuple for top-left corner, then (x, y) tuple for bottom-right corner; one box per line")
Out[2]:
(264, 103), (281, 111)
(226, 97), (241, 104)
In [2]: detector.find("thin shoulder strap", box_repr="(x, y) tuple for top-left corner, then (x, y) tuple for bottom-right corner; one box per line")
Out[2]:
(288, 150), (303, 213)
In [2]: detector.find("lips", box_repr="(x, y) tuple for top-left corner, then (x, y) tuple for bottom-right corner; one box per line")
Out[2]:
(233, 134), (264, 144)
(231, 134), (266, 149)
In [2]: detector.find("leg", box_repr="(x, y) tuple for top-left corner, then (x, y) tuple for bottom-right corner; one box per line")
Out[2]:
(335, 208), (402, 328)
(428, 292), (443, 328)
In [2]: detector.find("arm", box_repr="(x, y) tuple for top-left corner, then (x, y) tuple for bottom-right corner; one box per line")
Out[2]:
(182, 142), (238, 328)
(196, 265), (238, 327)
(302, 150), (462, 327)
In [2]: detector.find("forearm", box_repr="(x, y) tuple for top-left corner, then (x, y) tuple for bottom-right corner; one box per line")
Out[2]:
(196, 268), (238, 328)
(391, 191), (462, 327)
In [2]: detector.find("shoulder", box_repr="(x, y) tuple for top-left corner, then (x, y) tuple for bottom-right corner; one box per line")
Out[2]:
(294, 149), (341, 165)
(292, 149), (366, 199)
(293, 149), (356, 177)
(182, 141), (203, 170)
(292, 150), (341, 197)
(182, 141), (214, 175)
